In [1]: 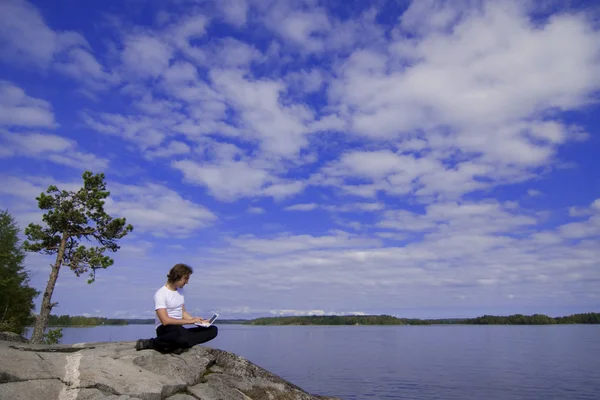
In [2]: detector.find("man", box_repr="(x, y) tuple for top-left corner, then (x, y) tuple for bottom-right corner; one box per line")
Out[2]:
(135, 263), (218, 353)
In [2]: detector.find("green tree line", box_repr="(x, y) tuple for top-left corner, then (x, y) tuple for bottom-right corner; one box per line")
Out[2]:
(465, 313), (600, 325)
(243, 313), (600, 326)
(47, 314), (128, 326)
(28, 312), (600, 327)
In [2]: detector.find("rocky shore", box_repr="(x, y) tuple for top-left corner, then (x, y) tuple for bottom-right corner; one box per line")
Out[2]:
(0, 334), (340, 400)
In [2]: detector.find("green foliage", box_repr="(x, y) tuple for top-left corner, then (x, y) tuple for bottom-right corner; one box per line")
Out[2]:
(0, 210), (39, 335)
(47, 314), (128, 326)
(43, 328), (63, 345)
(466, 314), (545, 325)
(23, 171), (134, 284)
(554, 312), (600, 324)
(399, 318), (433, 325)
(464, 313), (600, 325)
(23, 171), (133, 344)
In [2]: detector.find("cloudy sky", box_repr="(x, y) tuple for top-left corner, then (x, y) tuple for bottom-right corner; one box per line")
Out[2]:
(1, 0), (599, 320)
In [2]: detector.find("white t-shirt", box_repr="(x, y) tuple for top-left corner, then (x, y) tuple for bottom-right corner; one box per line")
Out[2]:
(154, 285), (185, 328)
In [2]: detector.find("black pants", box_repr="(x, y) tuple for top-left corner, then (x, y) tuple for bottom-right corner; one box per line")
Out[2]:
(152, 324), (218, 352)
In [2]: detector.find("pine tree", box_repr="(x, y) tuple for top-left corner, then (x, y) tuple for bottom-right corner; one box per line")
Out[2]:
(0, 210), (39, 335)
(24, 171), (133, 344)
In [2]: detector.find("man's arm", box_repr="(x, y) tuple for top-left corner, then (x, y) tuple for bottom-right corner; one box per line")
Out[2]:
(182, 304), (194, 320)
(156, 308), (204, 325)
(182, 305), (208, 323)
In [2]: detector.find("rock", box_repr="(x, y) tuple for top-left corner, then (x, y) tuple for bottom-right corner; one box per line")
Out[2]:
(0, 331), (28, 343)
(0, 339), (341, 400)
(164, 395), (197, 400)
(0, 379), (65, 400)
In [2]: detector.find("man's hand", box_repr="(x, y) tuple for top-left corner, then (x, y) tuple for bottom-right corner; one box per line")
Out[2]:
(192, 317), (208, 324)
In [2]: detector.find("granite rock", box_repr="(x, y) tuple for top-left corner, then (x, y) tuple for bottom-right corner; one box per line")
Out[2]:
(0, 339), (341, 400)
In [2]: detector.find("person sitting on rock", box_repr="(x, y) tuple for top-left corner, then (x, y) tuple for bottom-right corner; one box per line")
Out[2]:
(135, 263), (218, 353)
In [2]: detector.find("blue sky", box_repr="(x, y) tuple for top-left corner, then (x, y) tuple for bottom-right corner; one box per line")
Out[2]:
(1, 0), (599, 320)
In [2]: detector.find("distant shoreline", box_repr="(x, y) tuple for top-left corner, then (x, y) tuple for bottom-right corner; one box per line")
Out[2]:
(38, 312), (600, 327)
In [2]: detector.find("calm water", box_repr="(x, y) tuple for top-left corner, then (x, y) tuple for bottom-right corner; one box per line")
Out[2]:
(28, 324), (600, 400)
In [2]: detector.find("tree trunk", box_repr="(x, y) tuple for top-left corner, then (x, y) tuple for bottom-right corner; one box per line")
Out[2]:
(29, 235), (67, 344)
(0, 301), (8, 326)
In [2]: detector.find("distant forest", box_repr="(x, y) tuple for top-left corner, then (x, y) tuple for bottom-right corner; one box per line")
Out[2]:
(248, 313), (600, 325)
(47, 315), (128, 326)
(45, 312), (600, 327)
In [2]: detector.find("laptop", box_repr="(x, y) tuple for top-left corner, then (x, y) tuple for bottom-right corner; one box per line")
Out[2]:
(195, 313), (219, 327)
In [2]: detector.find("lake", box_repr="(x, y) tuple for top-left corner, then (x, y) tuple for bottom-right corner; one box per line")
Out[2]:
(28, 324), (600, 400)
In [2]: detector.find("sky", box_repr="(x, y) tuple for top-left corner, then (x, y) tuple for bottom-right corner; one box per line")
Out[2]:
(0, 0), (599, 320)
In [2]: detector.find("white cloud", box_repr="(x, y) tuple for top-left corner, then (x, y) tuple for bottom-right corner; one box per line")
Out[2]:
(135, 94), (182, 116)
(54, 48), (117, 89)
(0, 81), (55, 127)
(286, 68), (325, 94)
(172, 140), (307, 200)
(45, 152), (109, 170)
(568, 199), (600, 217)
(186, 195), (600, 315)
(527, 189), (543, 197)
(262, 181), (305, 200)
(399, 0), (467, 35)
(259, 0), (383, 55)
(315, 150), (495, 200)
(285, 203), (318, 211)
(121, 34), (173, 78)
(219, 0), (248, 27)
(173, 159), (270, 201)
(162, 60), (199, 85)
(165, 13), (209, 62)
(105, 182), (217, 237)
(248, 207), (265, 214)
(203, 39), (262, 69)
(324, 203), (385, 212)
(269, 309), (325, 316)
(0, 1), (112, 89)
(330, 150), (437, 180)
(376, 232), (407, 241)
(378, 209), (438, 232)
(82, 112), (169, 150)
(322, 1), (600, 199)
(210, 69), (314, 157)
(0, 175), (56, 201)
(112, 240), (154, 260)
(227, 231), (381, 255)
(0, 130), (109, 170)
(378, 200), (537, 235)
(559, 198), (600, 239)
(277, 10), (331, 52)
(0, 0), (83, 67)
(144, 140), (191, 158)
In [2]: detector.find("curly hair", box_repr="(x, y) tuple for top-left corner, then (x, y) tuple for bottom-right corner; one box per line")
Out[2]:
(167, 263), (193, 283)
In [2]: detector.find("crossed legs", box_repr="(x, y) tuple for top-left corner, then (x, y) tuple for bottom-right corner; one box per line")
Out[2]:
(136, 325), (218, 353)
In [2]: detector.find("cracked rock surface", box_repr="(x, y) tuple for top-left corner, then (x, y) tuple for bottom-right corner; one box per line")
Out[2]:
(0, 339), (340, 400)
